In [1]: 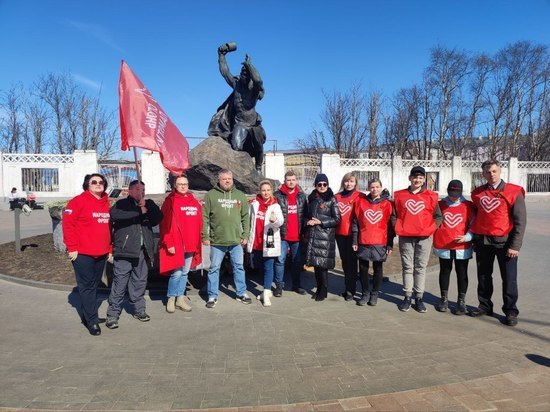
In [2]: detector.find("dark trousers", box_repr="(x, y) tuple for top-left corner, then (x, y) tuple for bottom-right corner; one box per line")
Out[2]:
(107, 250), (148, 318)
(314, 267), (328, 299)
(438, 254), (469, 295)
(476, 244), (519, 316)
(336, 235), (358, 294)
(72, 254), (107, 325)
(358, 260), (384, 294)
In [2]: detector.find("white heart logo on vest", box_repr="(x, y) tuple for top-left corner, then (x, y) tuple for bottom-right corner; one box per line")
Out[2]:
(480, 196), (500, 213)
(443, 212), (463, 228)
(338, 202), (352, 216)
(364, 209), (383, 224)
(405, 199), (425, 215)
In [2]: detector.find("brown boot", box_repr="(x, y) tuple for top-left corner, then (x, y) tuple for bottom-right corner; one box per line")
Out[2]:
(175, 295), (192, 312)
(166, 297), (176, 313)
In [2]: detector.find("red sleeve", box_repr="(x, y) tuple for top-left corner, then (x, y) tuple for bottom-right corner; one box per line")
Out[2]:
(160, 197), (175, 249)
(62, 195), (81, 252)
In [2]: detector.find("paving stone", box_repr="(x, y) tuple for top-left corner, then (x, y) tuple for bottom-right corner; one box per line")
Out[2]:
(1, 203), (550, 411)
(337, 396), (372, 410)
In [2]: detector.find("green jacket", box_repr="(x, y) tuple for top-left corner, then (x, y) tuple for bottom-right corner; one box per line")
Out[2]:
(201, 184), (250, 246)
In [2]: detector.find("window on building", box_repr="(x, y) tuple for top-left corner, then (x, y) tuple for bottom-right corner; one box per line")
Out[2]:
(527, 174), (550, 192)
(22, 168), (59, 192)
(353, 170), (380, 191)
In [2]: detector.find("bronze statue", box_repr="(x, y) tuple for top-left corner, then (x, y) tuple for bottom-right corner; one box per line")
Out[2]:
(208, 42), (266, 172)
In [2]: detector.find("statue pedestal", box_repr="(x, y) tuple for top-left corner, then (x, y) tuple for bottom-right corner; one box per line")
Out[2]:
(187, 136), (264, 194)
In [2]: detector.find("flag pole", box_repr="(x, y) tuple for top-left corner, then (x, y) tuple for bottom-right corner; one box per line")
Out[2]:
(132, 146), (143, 201)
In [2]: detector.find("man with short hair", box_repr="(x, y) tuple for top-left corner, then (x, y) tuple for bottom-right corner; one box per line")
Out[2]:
(469, 160), (526, 327)
(202, 169), (251, 308)
(105, 180), (163, 329)
(273, 171), (308, 295)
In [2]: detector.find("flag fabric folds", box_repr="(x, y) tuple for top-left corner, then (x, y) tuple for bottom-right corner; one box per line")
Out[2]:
(119, 60), (189, 174)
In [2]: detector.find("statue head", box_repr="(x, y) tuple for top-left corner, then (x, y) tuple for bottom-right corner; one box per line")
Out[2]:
(239, 65), (250, 83)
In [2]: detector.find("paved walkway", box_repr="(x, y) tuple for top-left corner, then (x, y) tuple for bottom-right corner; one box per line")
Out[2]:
(1, 203), (550, 411)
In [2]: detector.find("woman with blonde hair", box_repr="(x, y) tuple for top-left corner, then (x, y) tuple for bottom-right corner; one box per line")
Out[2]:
(247, 180), (284, 306)
(352, 178), (394, 306)
(335, 172), (364, 301)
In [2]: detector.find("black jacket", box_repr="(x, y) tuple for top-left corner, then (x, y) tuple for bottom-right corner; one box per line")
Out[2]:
(110, 196), (163, 261)
(274, 187), (308, 238)
(302, 189), (341, 269)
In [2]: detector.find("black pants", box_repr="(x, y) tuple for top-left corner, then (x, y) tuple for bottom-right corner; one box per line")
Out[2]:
(314, 267), (328, 298)
(476, 244), (519, 316)
(358, 259), (383, 293)
(336, 235), (358, 294)
(438, 253), (469, 295)
(72, 254), (107, 325)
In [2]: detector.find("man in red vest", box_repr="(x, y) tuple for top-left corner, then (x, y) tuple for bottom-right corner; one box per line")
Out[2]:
(469, 160), (526, 326)
(392, 166), (443, 313)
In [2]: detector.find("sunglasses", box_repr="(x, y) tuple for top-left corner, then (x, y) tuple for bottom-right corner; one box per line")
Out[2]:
(316, 182), (328, 187)
(90, 180), (105, 186)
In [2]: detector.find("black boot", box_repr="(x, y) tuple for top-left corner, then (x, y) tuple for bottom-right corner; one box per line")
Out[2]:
(315, 269), (328, 301)
(273, 283), (283, 297)
(436, 290), (448, 312)
(455, 293), (466, 315)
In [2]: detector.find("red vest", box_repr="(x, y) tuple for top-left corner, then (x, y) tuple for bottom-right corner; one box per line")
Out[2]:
(353, 197), (393, 245)
(335, 191), (363, 236)
(470, 183), (524, 236)
(433, 200), (474, 250)
(394, 189), (438, 237)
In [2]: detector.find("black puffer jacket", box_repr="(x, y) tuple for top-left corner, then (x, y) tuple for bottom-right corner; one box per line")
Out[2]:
(302, 188), (341, 269)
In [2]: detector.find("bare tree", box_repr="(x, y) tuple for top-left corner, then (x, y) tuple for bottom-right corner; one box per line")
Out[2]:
(298, 83), (369, 157)
(424, 46), (470, 158)
(0, 84), (24, 153)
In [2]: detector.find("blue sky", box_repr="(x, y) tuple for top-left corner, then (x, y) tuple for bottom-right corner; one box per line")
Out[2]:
(1, 0), (549, 155)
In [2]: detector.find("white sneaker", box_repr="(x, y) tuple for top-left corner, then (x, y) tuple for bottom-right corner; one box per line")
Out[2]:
(206, 298), (217, 309)
(263, 289), (272, 307)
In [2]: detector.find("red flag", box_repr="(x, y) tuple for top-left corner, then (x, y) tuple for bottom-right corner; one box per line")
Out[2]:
(119, 60), (189, 173)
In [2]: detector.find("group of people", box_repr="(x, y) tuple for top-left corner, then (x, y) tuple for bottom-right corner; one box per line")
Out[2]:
(63, 159), (526, 336)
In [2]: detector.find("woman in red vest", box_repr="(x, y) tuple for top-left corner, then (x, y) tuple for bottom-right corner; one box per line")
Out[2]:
(433, 180), (475, 315)
(159, 175), (203, 314)
(335, 172), (363, 301)
(352, 178), (394, 306)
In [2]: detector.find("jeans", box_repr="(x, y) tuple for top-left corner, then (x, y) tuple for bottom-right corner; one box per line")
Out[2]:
(167, 253), (194, 297)
(253, 250), (276, 290)
(274, 240), (302, 288)
(207, 244), (247, 300)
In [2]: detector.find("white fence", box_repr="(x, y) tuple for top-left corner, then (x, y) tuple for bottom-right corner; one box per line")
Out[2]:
(264, 153), (550, 196)
(2, 150), (550, 207)
(0, 150), (165, 206)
